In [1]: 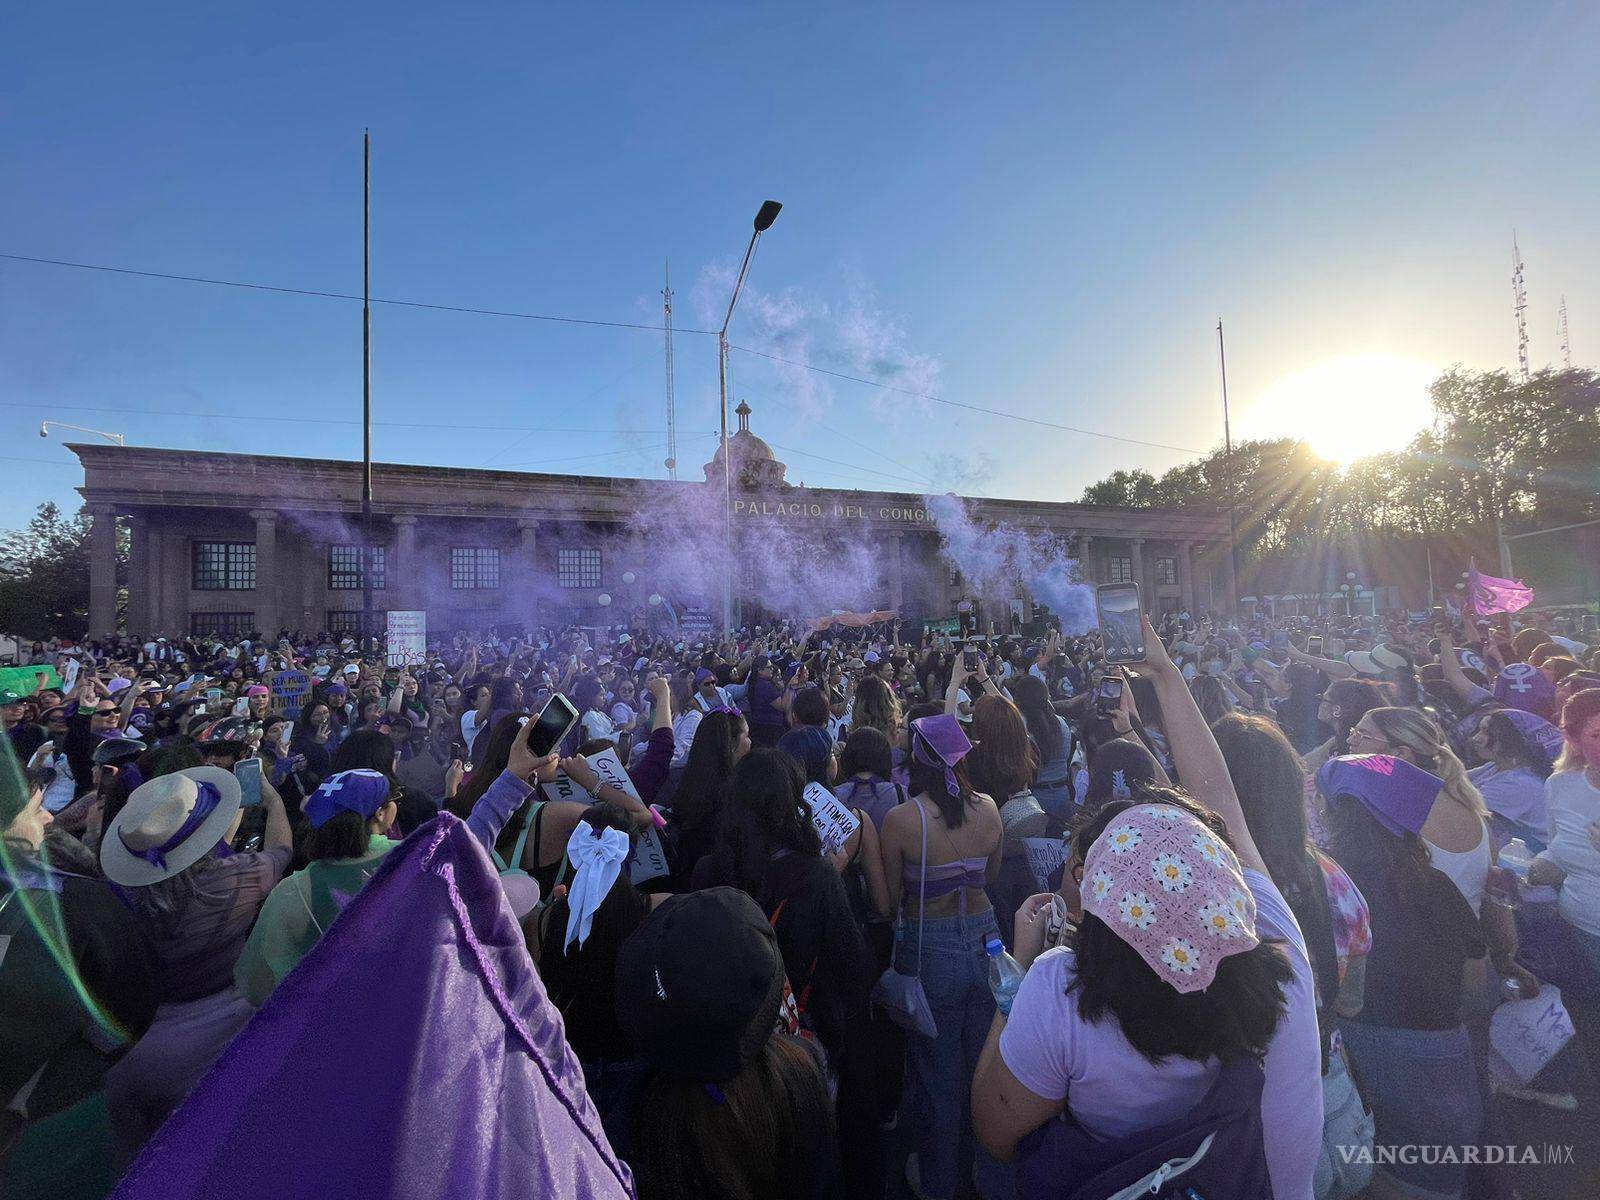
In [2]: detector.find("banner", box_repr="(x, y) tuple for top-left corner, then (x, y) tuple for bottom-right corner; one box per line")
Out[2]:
(1022, 837), (1068, 891)
(1465, 562), (1534, 617)
(271, 669), (312, 720)
(802, 781), (861, 857)
(808, 610), (897, 632)
(386, 610), (427, 667)
(0, 665), (61, 698)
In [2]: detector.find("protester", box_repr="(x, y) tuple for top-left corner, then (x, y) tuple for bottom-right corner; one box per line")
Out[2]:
(1529, 688), (1600, 972)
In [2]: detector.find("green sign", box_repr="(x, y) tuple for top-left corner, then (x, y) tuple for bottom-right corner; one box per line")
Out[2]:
(0, 665), (62, 698)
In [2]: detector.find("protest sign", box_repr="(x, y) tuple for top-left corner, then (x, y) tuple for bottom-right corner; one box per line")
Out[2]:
(629, 825), (670, 886)
(537, 746), (669, 884)
(60, 656), (80, 696)
(386, 610), (427, 668)
(802, 781), (860, 857)
(271, 669), (312, 719)
(1490, 985), (1575, 1084)
(0, 665), (60, 697)
(1022, 837), (1068, 891)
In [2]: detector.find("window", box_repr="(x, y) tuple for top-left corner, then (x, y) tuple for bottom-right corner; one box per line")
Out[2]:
(193, 542), (256, 590)
(1108, 556), (1134, 583)
(329, 545), (386, 591)
(558, 547), (602, 589)
(191, 611), (255, 639)
(1155, 556), (1177, 585)
(326, 609), (384, 636)
(451, 547), (500, 590)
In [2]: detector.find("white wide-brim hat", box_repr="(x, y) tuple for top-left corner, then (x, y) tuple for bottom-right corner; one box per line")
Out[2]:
(101, 765), (243, 886)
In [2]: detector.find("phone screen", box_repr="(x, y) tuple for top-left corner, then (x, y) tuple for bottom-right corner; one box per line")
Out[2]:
(962, 646), (978, 671)
(233, 757), (263, 807)
(1096, 583), (1146, 664)
(1306, 635), (1324, 656)
(527, 693), (580, 757)
(1095, 676), (1123, 709)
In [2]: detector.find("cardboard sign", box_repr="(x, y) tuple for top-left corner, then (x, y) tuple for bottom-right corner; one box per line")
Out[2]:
(1022, 837), (1068, 891)
(271, 669), (312, 720)
(803, 781), (861, 857)
(1490, 985), (1576, 1084)
(386, 610), (427, 668)
(536, 748), (668, 885)
(629, 825), (670, 886)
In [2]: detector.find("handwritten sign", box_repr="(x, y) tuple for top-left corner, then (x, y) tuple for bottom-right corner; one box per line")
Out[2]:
(630, 825), (670, 886)
(803, 781), (861, 857)
(536, 748), (669, 884)
(271, 669), (311, 719)
(1490, 985), (1576, 1084)
(386, 610), (427, 668)
(1023, 837), (1068, 891)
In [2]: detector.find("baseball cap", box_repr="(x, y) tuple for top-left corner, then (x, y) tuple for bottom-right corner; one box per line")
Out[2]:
(0, 690), (23, 706)
(343, 663), (360, 676)
(694, 668), (717, 686)
(614, 887), (786, 1083)
(245, 684), (270, 697)
(863, 651), (880, 664)
(304, 769), (392, 828)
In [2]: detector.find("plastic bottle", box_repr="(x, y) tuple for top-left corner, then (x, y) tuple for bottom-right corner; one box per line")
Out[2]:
(986, 936), (1025, 1015)
(1498, 838), (1532, 881)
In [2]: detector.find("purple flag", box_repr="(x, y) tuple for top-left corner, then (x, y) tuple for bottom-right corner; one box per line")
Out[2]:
(1466, 563), (1534, 617)
(112, 814), (634, 1200)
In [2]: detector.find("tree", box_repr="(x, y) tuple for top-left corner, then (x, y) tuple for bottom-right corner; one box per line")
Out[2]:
(0, 503), (93, 640)
(1080, 469), (1161, 508)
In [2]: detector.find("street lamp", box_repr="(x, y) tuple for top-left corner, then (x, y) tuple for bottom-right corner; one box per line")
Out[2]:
(1338, 571), (1360, 617)
(717, 200), (783, 633)
(41, 421), (125, 446)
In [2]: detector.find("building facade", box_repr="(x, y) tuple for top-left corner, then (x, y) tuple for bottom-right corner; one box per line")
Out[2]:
(72, 406), (1236, 639)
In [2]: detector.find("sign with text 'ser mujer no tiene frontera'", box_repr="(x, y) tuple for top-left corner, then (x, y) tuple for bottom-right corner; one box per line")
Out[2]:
(732, 494), (931, 525)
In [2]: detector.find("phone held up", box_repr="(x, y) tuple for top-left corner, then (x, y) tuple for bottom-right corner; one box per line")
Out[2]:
(1306, 634), (1324, 657)
(962, 644), (979, 672)
(233, 757), (264, 808)
(1095, 582), (1146, 665)
(521, 693), (581, 758)
(1095, 674), (1124, 713)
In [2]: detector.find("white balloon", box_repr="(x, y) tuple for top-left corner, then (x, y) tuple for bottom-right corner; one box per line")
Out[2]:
(648, 593), (663, 606)
(597, 593), (612, 606)
(622, 571), (637, 585)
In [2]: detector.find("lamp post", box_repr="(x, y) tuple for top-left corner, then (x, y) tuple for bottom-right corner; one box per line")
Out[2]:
(40, 421), (125, 446)
(717, 200), (783, 634)
(1338, 571), (1360, 617)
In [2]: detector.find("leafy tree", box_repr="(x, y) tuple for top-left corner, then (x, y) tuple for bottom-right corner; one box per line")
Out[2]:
(0, 503), (117, 640)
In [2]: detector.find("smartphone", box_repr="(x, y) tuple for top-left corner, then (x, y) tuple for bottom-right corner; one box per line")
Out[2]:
(1306, 634), (1324, 656)
(1095, 583), (1146, 664)
(233, 757), (264, 808)
(1095, 675), (1124, 712)
(962, 645), (978, 671)
(526, 693), (580, 757)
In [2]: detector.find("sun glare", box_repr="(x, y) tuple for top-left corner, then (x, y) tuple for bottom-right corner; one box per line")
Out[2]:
(1246, 354), (1438, 466)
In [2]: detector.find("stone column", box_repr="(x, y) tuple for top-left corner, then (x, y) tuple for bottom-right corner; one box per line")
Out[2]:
(888, 532), (904, 614)
(518, 519), (540, 630)
(1177, 540), (1196, 614)
(1076, 534), (1096, 584)
(126, 514), (151, 636)
(1129, 537), (1146, 598)
(1219, 540), (1239, 619)
(88, 505), (118, 637)
(250, 509), (280, 639)
(391, 516), (418, 613)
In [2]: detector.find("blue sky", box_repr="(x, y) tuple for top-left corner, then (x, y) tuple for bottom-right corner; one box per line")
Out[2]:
(3, 1), (1598, 528)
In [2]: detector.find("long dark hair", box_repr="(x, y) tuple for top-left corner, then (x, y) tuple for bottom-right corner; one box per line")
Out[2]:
(1323, 679), (1383, 755)
(1481, 710), (1554, 779)
(1211, 714), (1339, 1012)
(709, 750), (820, 905)
(1010, 674), (1064, 763)
(908, 722), (975, 829)
(1067, 790), (1293, 1066)
(631, 1034), (837, 1200)
(673, 710), (745, 832)
(838, 727), (892, 781)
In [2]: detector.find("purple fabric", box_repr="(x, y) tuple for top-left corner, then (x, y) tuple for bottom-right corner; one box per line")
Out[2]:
(1316, 754), (1444, 837)
(910, 713), (971, 799)
(303, 768), (391, 828)
(1494, 662), (1556, 718)
(1466, 564), (1534, 616)
(906, 857), (989, 898)
(1501, 708), (1564, 761)
(110, 812), (635, 1200)
(118, 782), (223, 871)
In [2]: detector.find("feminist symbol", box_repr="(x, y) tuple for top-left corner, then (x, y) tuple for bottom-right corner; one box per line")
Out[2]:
(1504, 664), (1537, 694)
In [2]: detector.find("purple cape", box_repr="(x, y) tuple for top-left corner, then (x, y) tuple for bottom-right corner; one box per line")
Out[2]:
(112, 813), (634, 1200)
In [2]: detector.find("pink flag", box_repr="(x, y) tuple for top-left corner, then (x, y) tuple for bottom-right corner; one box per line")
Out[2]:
(1466, 562), (1534, 616)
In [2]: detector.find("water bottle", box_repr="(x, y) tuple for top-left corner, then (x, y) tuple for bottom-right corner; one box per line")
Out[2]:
(1499, 838), (1533, 881)
(986, 936), (1025, 1015)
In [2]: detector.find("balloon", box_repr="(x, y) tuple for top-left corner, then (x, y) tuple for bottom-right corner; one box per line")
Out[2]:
(622, 571), (637, 585)
(648, 594), (662, 606)
(597, 593), (612, 607)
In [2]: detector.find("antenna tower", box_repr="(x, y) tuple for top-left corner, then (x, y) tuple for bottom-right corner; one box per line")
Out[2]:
(1558, 296), (1571, 369)
(1511, 233), (1530, 382)
(662, 261), (677, 480)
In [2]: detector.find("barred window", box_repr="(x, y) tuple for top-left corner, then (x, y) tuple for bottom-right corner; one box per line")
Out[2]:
(558, 547), (602, 589)
(326, 610), (384, 636)
(1155, 557), (1177, 585)
(451, 547), (500, 590)
(191, 611), (255, 639)
(329, 545), (386, 591)
(1108, 556), (1134, 584)
(193, 542), (256, 590)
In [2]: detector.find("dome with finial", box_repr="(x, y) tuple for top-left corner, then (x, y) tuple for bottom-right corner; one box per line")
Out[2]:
(704, 401), (788, 488)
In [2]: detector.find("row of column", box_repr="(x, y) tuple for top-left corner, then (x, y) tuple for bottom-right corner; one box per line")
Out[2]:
(1075, 534), (1208, 613)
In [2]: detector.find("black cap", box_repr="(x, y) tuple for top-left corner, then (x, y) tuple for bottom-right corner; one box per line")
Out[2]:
(614, 887), (785, 1083)
(1085, 738), (1164, 811)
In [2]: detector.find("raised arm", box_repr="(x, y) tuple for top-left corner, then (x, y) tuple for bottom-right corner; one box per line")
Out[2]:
(1285, 643), (1355, 680)
(1435, 631), (1482, 704)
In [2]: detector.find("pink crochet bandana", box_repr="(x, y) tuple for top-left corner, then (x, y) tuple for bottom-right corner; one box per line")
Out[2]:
(1080, 803), (1259, 994)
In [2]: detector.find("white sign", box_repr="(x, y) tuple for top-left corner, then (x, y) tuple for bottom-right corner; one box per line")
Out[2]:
(1022, 837), (1068, 891)
(1490, 985), (1576, 1084)
(803, 781), (861, 857)
(385, 610), (427, 668)
(630, 825), (670, 886)
(537, 748), (667, 884)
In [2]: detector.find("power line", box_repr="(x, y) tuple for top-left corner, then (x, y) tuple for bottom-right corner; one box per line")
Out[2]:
(730, 344), (1205, 454)
(497, 433), (715, 471)
(765, 441), (934, 489)
(0, 252), (720, 335)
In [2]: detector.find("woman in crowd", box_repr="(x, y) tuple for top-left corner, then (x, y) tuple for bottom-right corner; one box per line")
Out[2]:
(666, 708), (748, 891)
(973, 619), (1322, 1200)
(849, 673), (901, 746)
(1302, 678), (1385, 772)
(879, 713), (1007, 1200)
(832, 726), (904, 832)
(1528, 688), (1600, 973)
(617, 887), (840, 1200)
(286, 699), (336, 805)
(1469, 709), (1557, 849)
(1318, 754), (1487, 1200)
(1010, 674), (1074, 823)
(233, 768), (400, 1006)
(99, 761), (293, 1166)
(1188, 672), (1234, 727)
(777, 685), (834, 786)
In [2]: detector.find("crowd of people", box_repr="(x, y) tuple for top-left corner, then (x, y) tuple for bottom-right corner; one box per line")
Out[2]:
(2, 599), (1599, 1199)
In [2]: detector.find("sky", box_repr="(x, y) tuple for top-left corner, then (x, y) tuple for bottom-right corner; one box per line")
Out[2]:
(3, 1), (1598, 530)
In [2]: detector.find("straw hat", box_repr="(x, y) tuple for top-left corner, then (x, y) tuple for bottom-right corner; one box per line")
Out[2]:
(101, 765), (242, 886)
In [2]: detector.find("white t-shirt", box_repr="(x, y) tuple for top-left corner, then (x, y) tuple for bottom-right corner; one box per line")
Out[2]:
(956, 688), (974, 724)
(1541, 770), (1600, 937)
(999, 868), (1321, 1200)
(609, 702), (637, 729)
(670, 709), (703, 766)
(460, 710), (482, 749)
(42, 752), (78, 814)
(581, 709), (618, 745)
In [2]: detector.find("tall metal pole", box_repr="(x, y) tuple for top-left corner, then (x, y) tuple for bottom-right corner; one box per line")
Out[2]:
(1217, 320), (1241, 617)
(361, 130), (374, 652)
(718, 230), (762, 634)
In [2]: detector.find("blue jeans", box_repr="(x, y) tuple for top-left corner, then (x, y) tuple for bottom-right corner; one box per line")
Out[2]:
(896, 909), (1015, 1200)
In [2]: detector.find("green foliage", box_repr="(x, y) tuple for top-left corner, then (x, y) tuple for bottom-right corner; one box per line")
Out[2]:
(1080, 367), (1600, 558)
(0, 503), (93, 640)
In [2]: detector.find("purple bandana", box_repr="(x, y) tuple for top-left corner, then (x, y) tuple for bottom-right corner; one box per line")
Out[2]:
(118, 781), (223, 871)
(910, 714), (972, 799)
(1317, 754), (1444, 837)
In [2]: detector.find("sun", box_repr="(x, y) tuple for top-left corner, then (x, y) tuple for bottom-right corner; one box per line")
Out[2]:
(1246, 354), (1438, 466)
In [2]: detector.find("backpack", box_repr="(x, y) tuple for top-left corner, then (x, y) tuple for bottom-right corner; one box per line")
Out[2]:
(1015, 1057), (1272, 1200)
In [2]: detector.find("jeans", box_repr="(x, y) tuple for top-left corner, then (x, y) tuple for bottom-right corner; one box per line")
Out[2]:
(896, 909), (1015, 1200)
